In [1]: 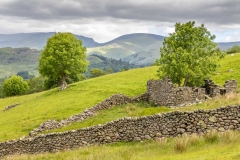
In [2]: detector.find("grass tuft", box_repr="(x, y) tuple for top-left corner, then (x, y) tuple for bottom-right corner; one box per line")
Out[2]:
(204, 130), (220, 144)
(174, 134), (189, 153)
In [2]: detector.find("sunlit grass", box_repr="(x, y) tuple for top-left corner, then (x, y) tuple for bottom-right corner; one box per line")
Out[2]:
(0, 67), (158, 142)
(1, 52), (240, 160)
(212, 52), (240, 84)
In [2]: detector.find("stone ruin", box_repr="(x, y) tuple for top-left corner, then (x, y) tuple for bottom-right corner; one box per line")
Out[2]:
(147, 78), (237, 107)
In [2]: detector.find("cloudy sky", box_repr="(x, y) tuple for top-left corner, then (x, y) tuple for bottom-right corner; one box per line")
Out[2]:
(0, 0), (239, 43)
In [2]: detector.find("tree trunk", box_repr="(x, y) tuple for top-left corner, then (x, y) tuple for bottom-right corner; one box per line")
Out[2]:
(60, 74), (67, 90)
(183, 75), (189, 87)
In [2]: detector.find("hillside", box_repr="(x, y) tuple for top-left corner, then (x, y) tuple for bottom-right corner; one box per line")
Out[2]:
(1, 32), (239, 67)
(0, 67), (159, 142)
(0, 53), (240, 141)
(0, 47), (40, 77)
(87, 33), (164, 63)
(0, 53), (240, 159)
(87, 54), (140, 73)
(0, 48), (140, 78)
(0, 32), (100, 49)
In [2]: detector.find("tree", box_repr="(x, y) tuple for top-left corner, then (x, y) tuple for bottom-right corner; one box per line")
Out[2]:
(106, 67), (114, 74)
(39, 32), (88, 90)
(226, 45), (240, 54)
(157, 21), (224, 87)
(17, 71), (29, 79)
(3, 75), (29, 96)
(89, 68), (106, 78)
(27, 76), (45, 94)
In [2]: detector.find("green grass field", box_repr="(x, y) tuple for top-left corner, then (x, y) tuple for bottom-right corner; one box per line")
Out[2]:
(1, 53), (240, 159)
(0, 66), (158, 142)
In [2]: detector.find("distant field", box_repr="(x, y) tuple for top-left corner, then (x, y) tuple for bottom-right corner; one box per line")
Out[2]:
(0, 64), (38, 78)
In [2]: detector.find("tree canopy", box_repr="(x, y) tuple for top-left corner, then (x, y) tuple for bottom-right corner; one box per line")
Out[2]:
(39, 32), (88, 90)
(3, 75), (29, 96)
(226, 45), (240, 54)
(157, 21), (224, 86)
(89, 68), (106, 78)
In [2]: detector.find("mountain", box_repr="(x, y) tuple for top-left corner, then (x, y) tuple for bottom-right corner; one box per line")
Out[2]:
(0, 32), (100, 49)
(88, 34), (240, 65)
(87, 33), (164, 62)
(0, 32), (240, 67)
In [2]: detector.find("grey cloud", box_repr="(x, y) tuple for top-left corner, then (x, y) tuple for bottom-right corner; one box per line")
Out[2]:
(0, 0), (239, 25)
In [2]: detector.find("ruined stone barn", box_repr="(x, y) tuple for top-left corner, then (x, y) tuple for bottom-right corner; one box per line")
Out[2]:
(147, 78), (237, 107)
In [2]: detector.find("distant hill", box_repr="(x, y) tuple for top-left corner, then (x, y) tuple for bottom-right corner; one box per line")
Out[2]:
(217, 41), (240, 51)
(88, 33), (164, 63)
(0, 32), (240, 66)
(0, 47), (140, 78)
(87, 54), (139, 73)
(0, 32), (100, 49)
(123, 49), (160, 66)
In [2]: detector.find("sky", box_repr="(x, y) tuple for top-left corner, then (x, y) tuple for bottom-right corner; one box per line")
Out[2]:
(0, 0), (239, 43)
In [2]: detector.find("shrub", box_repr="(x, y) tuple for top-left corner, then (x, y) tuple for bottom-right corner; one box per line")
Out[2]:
(3, 75), (29, 96)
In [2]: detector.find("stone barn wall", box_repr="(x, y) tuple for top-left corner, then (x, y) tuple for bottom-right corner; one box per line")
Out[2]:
(147, 78), (237, 107)
(147, 78), (206, 106)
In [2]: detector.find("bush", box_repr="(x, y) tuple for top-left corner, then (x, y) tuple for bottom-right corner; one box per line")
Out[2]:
(90, 68), (106, 78)
(226, 45), (240, 54)
(27, 76), (45, 94)
(3, 75), (29, 96)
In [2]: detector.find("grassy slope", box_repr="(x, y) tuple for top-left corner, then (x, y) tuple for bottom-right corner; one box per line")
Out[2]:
(211, 53), (240, 84)
(1, 53), (240, 159)
(0, 66), (158, 142)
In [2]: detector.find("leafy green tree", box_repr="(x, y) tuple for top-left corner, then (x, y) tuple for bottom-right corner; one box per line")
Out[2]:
(27, 76), (45, 94)
(90, 68), (106, 78)
(3, 75), (29, 96)
(157, 21), (224, 86)
(39, 32), (88, 90)
(106, 67), (114, 74)
(78, 74), (87, 81)
(226, 45), (240, 54)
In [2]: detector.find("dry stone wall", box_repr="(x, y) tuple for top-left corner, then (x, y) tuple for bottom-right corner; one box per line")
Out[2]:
(29, 78), (237, 136)
(1, 105), (240, 158)
(3, 103), (20, 111)
(29, 93), (149, 136)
